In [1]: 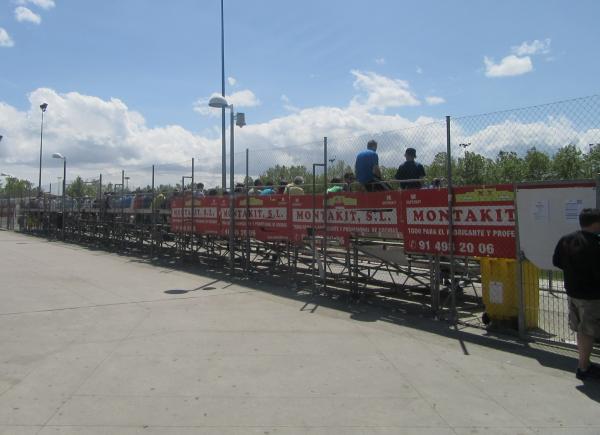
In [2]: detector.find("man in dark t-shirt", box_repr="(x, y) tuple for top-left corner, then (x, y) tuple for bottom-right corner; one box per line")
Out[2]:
(394, 148), (426, 189)
(553, 208), (600, 381)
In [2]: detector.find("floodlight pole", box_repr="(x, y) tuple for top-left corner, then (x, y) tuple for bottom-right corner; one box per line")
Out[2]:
(229, 105), (235, 276)
(38, 103), (48, 196)
(221, 0), (227, 192)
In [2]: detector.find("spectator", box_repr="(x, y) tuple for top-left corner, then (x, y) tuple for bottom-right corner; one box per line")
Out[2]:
(194, 182), (205, 198)
(259, 180), (276, 195)
(355, 139), (389, 191)
(249, 179), (263, 195)
(553, 208), (600, 380)
(285, 176), (305, 195)
(343, 172), (356, 191)
(234, 182), (245, 194)
(152, 191), (166, 209)
(327, 177), (344, 193)
(277, 180), (288, 194)
(395, 147), (426, 189)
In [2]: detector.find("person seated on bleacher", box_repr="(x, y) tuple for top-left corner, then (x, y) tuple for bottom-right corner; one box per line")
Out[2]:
(284, 176), (305, 195)
(327, 178), (344, 193)
(355, 139), (391, 191)
(259, 180), (276, 195)
(249, 179), (263, 195)
(277, 180), (288, 194)
(394, 147), (426, 189)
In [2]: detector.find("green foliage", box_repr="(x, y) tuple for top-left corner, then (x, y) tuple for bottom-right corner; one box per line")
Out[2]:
(0, 177), (33, 196)
(524, 147), (551, 181)
(493, 151), (526, 183)
(66, 176), (98, 198)
(552, 144), (585, 179)
(456, 151), (491, 185)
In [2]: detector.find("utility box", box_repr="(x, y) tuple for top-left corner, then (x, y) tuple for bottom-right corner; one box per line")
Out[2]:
(480, 258), (539, 329)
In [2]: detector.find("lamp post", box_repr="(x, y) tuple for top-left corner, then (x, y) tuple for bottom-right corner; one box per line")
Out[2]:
(38, 103), (48, 196)
(220, 0), (226, 192)
(208, 95), (246, 275)
(52, 153), (66, 239)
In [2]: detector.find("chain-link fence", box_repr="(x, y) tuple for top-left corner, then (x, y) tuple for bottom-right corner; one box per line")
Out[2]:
(4, 94), (600, 346)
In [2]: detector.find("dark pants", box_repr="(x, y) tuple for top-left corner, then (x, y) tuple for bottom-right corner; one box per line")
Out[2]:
(364, 179), (392, 192)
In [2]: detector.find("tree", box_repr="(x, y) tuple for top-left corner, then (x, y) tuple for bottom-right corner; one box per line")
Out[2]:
(426, 152), (450, 180)
(552, 144), (585, 179)
(456, 151), (493, 185)
(584, 144), (600, 178)
(66, 176), (97, 198)
(524, 147), (551, 181)
(0, 177), (33, 196)
(492, 151), (525, 183)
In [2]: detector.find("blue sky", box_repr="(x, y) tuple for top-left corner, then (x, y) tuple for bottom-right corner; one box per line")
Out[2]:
(1, 0), (599, 185)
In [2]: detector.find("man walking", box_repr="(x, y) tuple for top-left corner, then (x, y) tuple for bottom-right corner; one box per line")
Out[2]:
(553, 208), (600, 380)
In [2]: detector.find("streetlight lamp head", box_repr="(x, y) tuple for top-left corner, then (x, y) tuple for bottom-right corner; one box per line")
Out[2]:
(235, 112), (246, 128)
(40, 103), (48, 112)
(208, 96), (229, 108)
(52, 153), (65, 160)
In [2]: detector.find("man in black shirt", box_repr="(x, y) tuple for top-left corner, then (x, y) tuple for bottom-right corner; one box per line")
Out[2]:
(394, 148), (426, 189)
(553, 208), (600, 380)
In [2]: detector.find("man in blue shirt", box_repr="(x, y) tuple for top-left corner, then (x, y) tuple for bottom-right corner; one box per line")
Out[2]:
(355, 140), (386, 191)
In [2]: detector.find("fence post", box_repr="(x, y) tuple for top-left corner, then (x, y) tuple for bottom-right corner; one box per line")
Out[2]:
(245, 148), (250, 274)
(191, 157), (195, 256)
(446, 116), (456, 321)
(151, 165), (155, 257)
(514, 184), (526, 338)
(323, 137), (328, 293)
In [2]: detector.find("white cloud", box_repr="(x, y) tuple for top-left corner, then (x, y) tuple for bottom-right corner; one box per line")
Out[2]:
(452, 116), (585, 158)
(484, 55), (533, 77)
(3, 82), (596, 189)
(15, 6), (41, 24)
(416, 66), (423, 74)
(511, 38), (551, 56)
(425, 96), (445, 105)
(0, 88), (220, 185)
(350, 70), (420, 111)
(227, 76), (237, 86)
(281, 94), (299, 112)
(15, 0), (55, 9)
(0, 28), (14, 47)
(375, 57), (385, 65)
(193, 89), (261, 116)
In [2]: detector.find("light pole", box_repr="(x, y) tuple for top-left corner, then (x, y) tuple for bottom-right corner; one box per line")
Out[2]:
(220, 0), (226, 192)
(52, 153), (66, 239)
(38, 103), (48, 196)
(208, 95), (246, 275)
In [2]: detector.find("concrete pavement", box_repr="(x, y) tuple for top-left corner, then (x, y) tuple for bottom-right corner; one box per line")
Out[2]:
(1, 230), (599, 434)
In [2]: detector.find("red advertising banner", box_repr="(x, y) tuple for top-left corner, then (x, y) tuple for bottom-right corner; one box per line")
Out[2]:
(194, 196), (221, 235)
(403, 185), (516, 258)
(289, 191), (403, 245)
(171, 195), (220, 234)
(231, 195), (290, 241)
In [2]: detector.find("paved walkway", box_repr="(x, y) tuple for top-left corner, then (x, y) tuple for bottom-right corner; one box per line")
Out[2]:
(1, 230), (599, 434)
